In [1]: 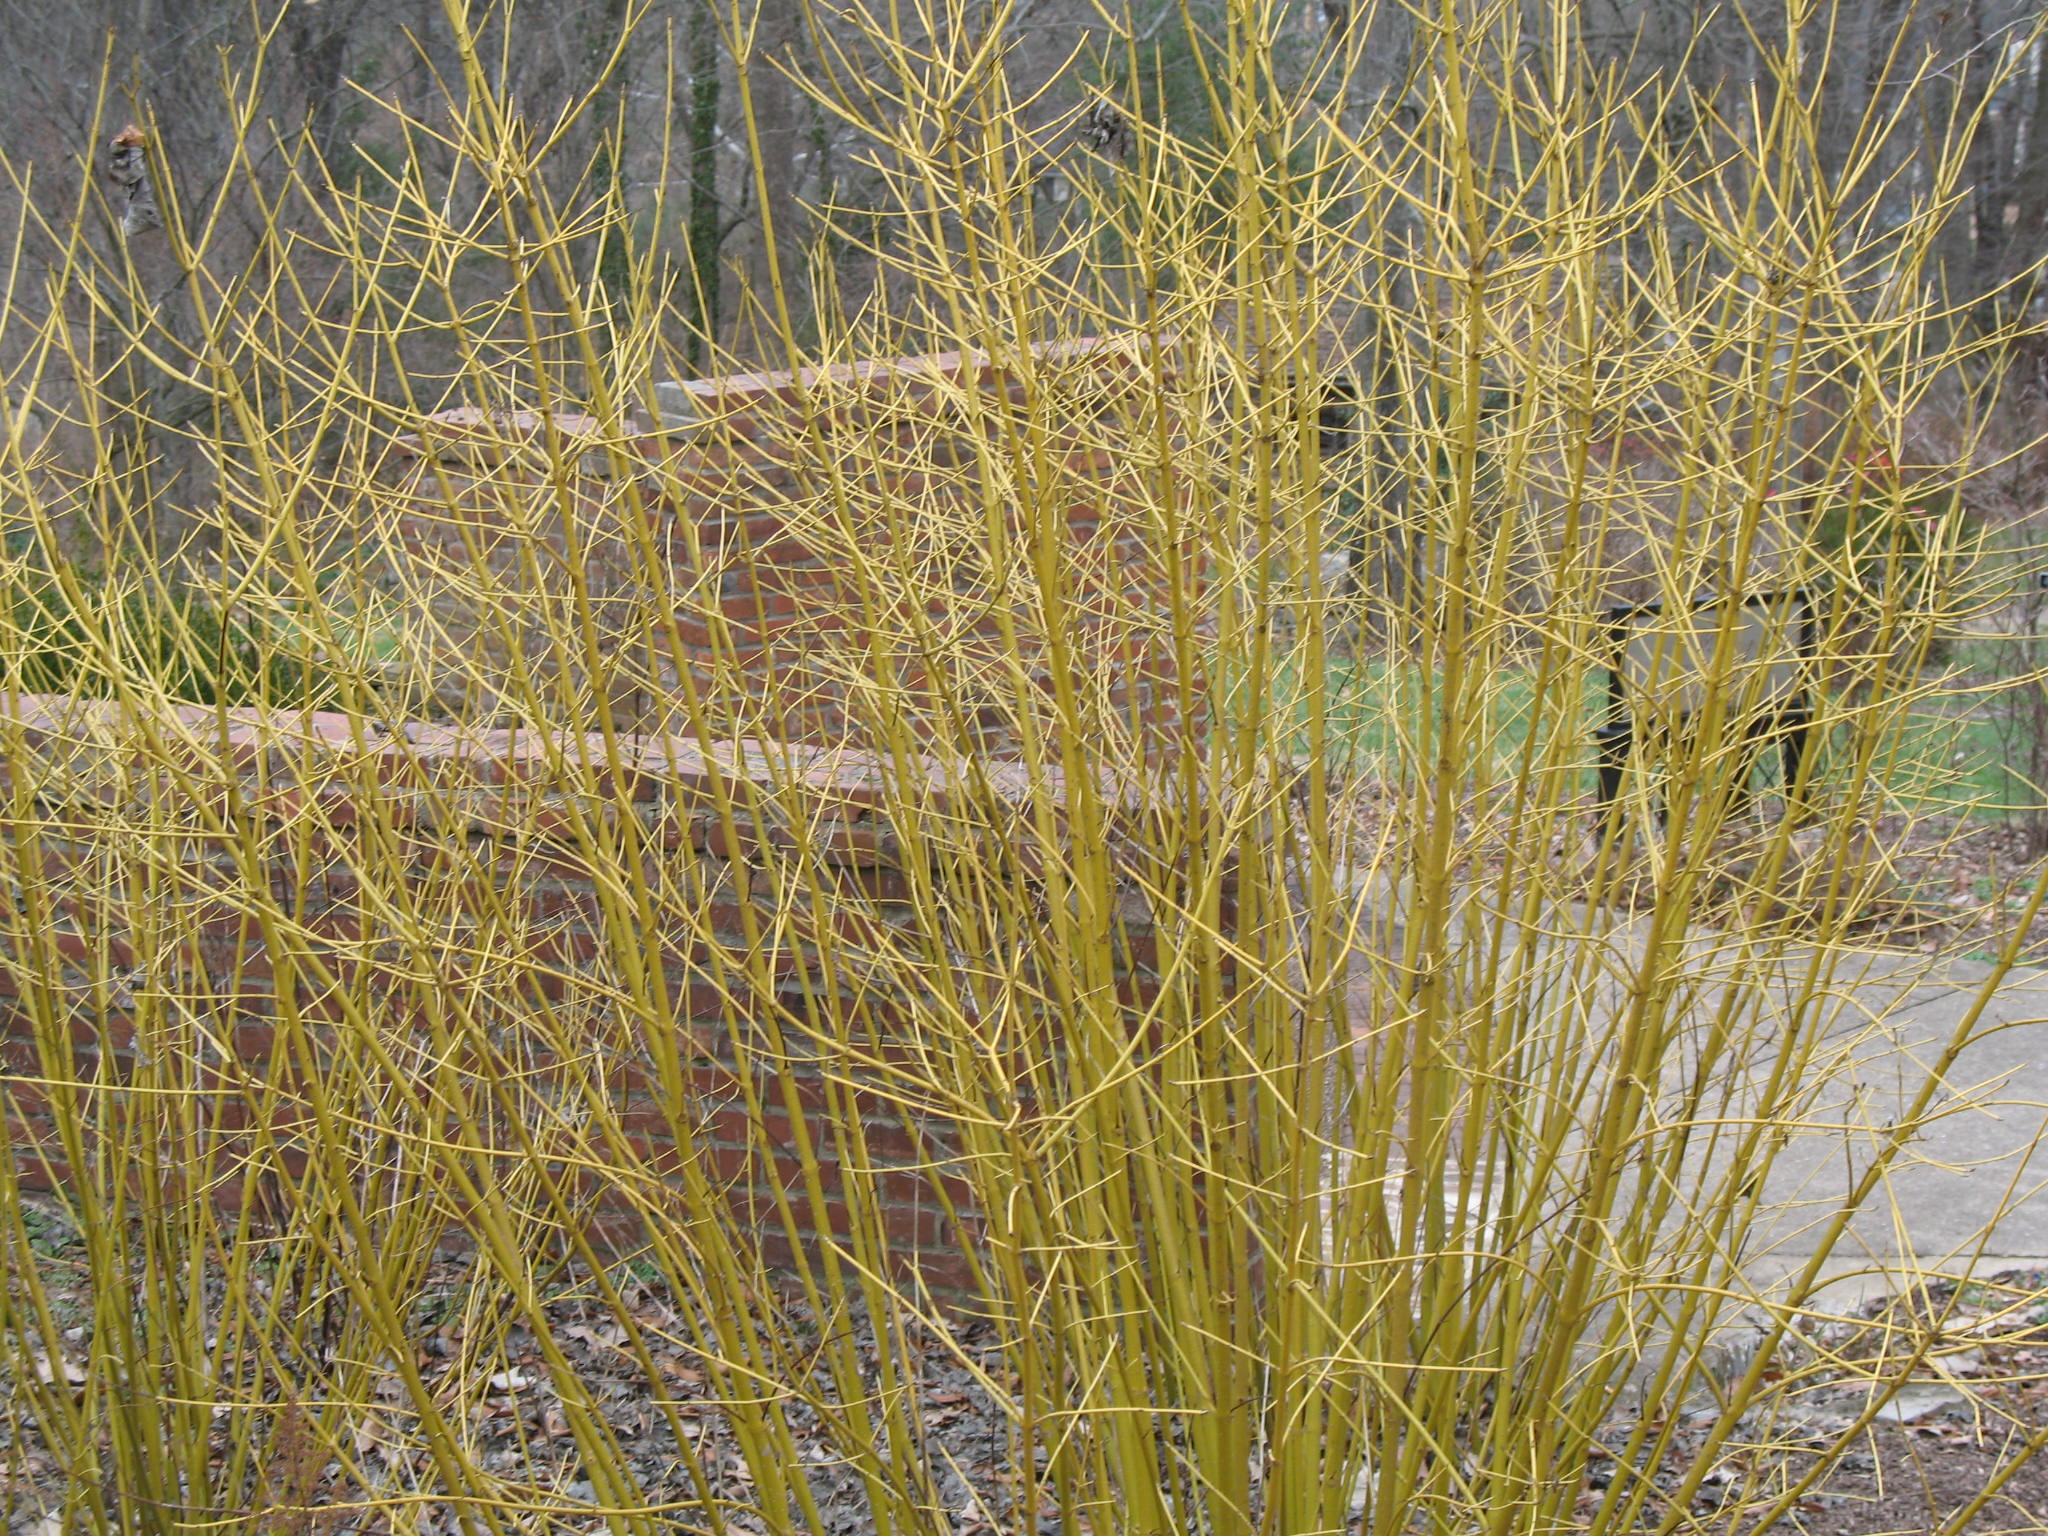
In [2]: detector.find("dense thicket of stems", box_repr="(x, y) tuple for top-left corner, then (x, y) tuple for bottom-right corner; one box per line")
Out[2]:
(0, 2), (2041, 1534)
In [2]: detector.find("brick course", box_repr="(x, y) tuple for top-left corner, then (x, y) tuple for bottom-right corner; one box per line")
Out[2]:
(370, 337), (1198, 752)
(0, 692), (1179, 1295)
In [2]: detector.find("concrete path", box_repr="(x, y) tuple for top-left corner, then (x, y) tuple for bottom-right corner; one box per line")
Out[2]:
(1343, 880), (2048, 1307)
(1743, 953), (2048, 1303)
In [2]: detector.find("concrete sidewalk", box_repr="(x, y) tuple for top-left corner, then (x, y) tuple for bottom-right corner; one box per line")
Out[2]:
(1742, 953), (2048, 1303)
(1344, 886), (2048, 1306)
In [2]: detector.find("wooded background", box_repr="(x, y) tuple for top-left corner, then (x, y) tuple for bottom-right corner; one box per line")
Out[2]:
(4, 0), (2048, 562)
(5, 0), (2046, 366)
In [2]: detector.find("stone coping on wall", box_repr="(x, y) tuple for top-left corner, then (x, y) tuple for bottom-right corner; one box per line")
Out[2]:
(386, 333), (1170, 471)
(0, 690), (1169, 831)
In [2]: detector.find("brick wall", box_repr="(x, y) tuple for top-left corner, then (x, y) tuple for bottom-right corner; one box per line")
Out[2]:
(372, 337), (1196, 751)
(0, 693), (1176, 1295)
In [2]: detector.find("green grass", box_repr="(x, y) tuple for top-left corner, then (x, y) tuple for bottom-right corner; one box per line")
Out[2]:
(0, 569), (408, 710)
(1887, 702), (2010, 815)
(1898, 632), (2048, 822)
(1278, 649), (2027, 826)
(1249, 651), (1598, 782)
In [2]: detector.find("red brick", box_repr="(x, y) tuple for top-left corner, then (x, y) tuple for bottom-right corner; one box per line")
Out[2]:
(871, 1166), (981, 1213)
(50, 928), (136, 969)
(232, 1022), (277, 1061)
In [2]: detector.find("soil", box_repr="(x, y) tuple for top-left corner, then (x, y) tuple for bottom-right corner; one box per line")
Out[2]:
(3, 1208), (2048, 1535)
(1697, 1268), (2048, 1536)
(1859, 816), (2048, 962)
(1786, 1416), (2048, 1536)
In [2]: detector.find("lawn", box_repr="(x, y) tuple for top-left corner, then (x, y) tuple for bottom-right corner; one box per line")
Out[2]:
(1268, 648), (2029, 826)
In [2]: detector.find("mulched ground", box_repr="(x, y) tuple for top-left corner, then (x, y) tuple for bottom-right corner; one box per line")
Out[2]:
(1347, 772), (2048, 961)
(1855, 817), (2048, 960)
(1757, 1269), (2048, 1536)
(1583, 1269), (2048, 1536)
(0, 1212), (1029, 1536)
(5, 1201), (2048, 1536)
(1789, 1416), (2048, 1536)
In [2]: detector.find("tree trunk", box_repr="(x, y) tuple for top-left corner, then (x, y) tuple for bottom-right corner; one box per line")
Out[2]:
(1996, 38), (2048, 300)
(288, 0), (354, 174)
(584, 0), (634, 360)
(684, 0), (723, 372)
(741, 0), (806, 358)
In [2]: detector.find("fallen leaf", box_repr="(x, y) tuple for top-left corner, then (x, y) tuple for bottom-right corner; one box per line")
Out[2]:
(355, 1415), (405, 1459)
(31, 1354), (84, 1387)
(566, 1324), (628, 1353)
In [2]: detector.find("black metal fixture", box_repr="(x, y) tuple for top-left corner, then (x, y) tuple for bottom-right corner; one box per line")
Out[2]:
(1592, 589), (1817, 823)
